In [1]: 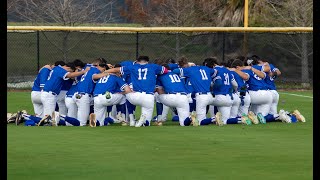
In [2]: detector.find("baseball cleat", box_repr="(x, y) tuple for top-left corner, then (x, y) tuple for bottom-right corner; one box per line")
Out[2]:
(241, 114), (252, 125)
(105, 91), (111, 99)
(135, 115), (146, 127)
(279, 110), (292, 123)
(154, 121), (163, 126)
(292, 110), (306, 122)
(257, 113), (266, 124)
(8, 113), (17, 123)
(248, 111), (259, 124)
(38, 115), (52, 126)
(15, 111), (23, 126)
(51, 111), (59, 126)
(89, 113), (96, 127)
(191, 111), (198, 126)
(129, 114), (136, 126)
(215, 112), (223, 126)
(116, 112), (127, 126)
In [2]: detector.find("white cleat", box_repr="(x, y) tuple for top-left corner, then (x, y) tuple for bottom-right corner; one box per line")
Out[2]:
(129, 114), (136, 126)
(116, 112), (127, 126)
(279, 110), (292, 123)
(135, 115), (146, 127)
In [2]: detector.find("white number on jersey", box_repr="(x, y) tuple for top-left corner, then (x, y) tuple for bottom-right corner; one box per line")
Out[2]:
(80, 72), (88, 82)
(138, 68), (148, 80)
(169, 74), (181, 83)
(199, 69), (208, 80)
(253, 73), (262, 80)
(98, 76), (110, 83)
(47, 70), (53, 80)
(223, 73), (230, 85)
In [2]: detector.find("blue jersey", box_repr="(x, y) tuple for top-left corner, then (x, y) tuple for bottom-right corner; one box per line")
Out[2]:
(76, 67), (101, 94)
(93, 74), (128, 95)
(173, 66), (216, 93)
(32, 67), (51, 91)
(61, 79), (73, 91)
(120, 63), (165, 94)
(66, 79), (78, 97)
(212, 66), (234, 95)
(230, 71), (246, 91)
(168, 63), (179, 70)
(264, 64), (278, 90)
(120, 60), (135, 85)
(181, 77), (195, 94)
(43, 65), (69, 94)
(242, 69), (267, 91)
(156, 71), (187, 93)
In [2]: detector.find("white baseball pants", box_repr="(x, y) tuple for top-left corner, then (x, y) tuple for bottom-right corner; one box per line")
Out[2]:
(94, 93), (126, 126)
(126, 92), (154, 122)
(158, 93), (190, 126)
(248, 90), (272, 116)
(31, 91), (43, 118)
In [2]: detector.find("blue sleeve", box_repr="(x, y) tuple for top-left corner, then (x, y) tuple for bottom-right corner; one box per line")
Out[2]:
(173, 68), (189, 77)
(154, 64), (165, 75)
(39, 68), (51, 88)
(116, 77), (127, 91)
(169, 64), (179, 70)
(120, 66), (131, 77)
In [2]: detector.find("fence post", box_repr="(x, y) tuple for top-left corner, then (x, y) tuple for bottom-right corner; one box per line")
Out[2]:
(37, 31), (40, 71)
(136, 32), (139, 59)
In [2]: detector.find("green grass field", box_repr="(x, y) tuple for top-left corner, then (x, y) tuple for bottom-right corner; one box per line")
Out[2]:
(7, 91), (313, 180)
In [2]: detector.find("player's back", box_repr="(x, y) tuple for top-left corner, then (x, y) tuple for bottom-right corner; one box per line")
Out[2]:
(230, 71), (246, 91)
(212, 66), (233, 95)
(43, 65), (68, 94)
(176, 66), (214, 93)
(264, 63), (277, 90)
(32, 67), (51, 91)
(242, 68), (267, 91)
(76, 67), (101, 94)
(157, 71), (187, 93)
(122, 63), (164, 94)
(93, 74), (127, 95)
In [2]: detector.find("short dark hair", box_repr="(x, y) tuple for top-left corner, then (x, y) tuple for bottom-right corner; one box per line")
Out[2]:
(154, 58), (164, 65)
(54, 60), (65, 66)
(231, 59), (244, 68)
(203, 57), (219, 68)
(166, 58), (176, 64)
(65, 62), (76, 71)
(92, 57), (107, 65)
(178, 56), (188, 67)
(235, 55), (246, 62)
(227, 59), (235, 68)
(137, 56), (149, 62)
(114, 64), (122, 68)
(73, 59), (85, 68)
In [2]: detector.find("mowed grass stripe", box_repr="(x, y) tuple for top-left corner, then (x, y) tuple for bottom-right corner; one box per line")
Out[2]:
(7, 91), (312, 180)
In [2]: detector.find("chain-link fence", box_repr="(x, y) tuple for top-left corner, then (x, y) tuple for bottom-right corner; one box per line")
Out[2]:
(7, 31), (313, 89)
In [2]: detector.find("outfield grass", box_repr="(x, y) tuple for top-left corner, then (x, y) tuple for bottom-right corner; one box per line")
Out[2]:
(7, 90), (313, 180)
